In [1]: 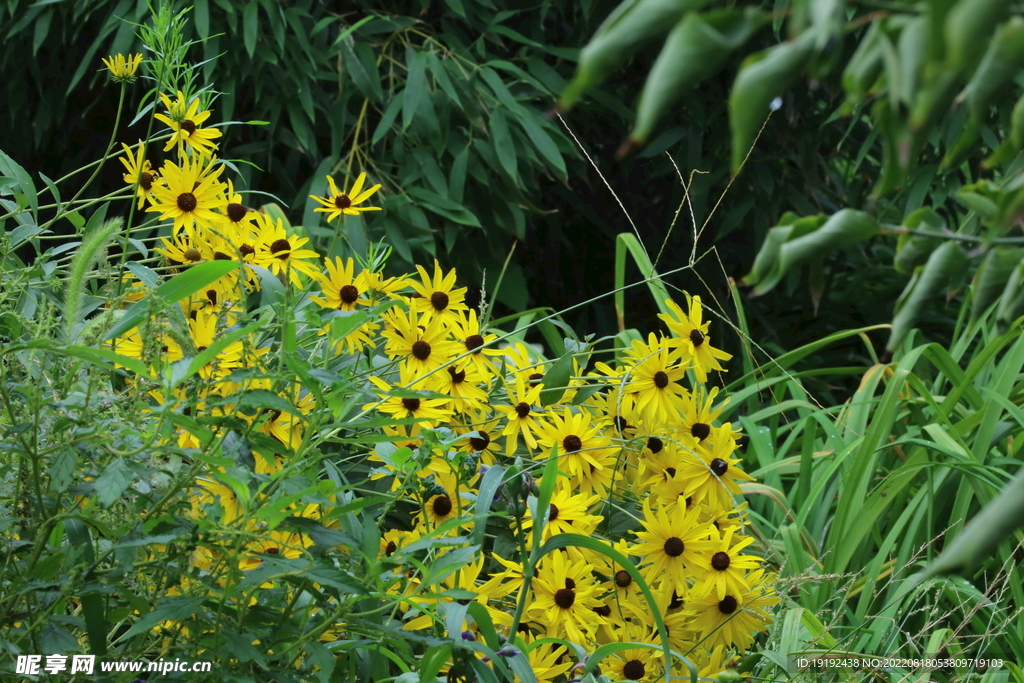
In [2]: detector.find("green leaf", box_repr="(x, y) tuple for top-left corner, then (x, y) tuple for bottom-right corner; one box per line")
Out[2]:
(925, 464), (1024, 577)
(117, 596), (203, 642)
(94, 458), (134, 508)
(490, 109), (518, 183)
(957, 17), (1024, 118)
(0, 148), (38, 219)
(243, 1), (258, 58)
(372, 96), (403, 145)
(729, 30), (817, 172)
(751, 209), (879, 296)
(403, 48), (427, 131)
(538, 351), (574, 406)
(558, 0), (713, 111)
(407, 187), (481, 227)
(944, 0), (1009, 71)
(516, 115), (566, 179)
(630, 9), (763, 148)
(194, 0), (209, 39)
(102, 261), (240, 342)
(971, 247), (1024, 322)
(888, 241), (970, 352)
(996, 258), (1024, 331)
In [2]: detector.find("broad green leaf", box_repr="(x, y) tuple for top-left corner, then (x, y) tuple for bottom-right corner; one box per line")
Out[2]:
(402, 48), (427, 131)
(630, 9), (763, 148)
(729, 30), (817, 172)
(971, 247), (1024, 322)
(889, 241), (969, 351)
(94, 458), (134, 508)
(243, 1), (258, 58)
(490, 109), (518, 183)
(102, 261), (240, 342)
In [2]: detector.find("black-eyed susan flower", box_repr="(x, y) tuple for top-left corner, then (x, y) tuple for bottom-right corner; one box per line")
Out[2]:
(676, 385), (726, 445)
(522, 481), (602, 540)
(251, 213), (322, 287)
(607, 648), (660, 682)
(522, 635), (574, 683)
(363, 374), (452, 428)
(101, 53), (143, 83)
(311, 257), (371, 311)
(686, 568), (778, 650)
(448, 309), (503, 378)
(409, 260), (468, 325)
(500, 372), (545, 455)
(381, 306), (461, 377)
(534, 406), (613, 485)
(528, 551), (606, 644)
(660, 296), (732, 384)
(118, 142), (160, 209)
(691, 526), (760, 601)
(632, 498), (718, 595)
(310, 172), (382, 223)
(146, 154), (227, 235)
(222, 180), (256, 231)
(676, 424), (754, 511)
(154, 91), (223, 158)
(625, 333), (690, 428)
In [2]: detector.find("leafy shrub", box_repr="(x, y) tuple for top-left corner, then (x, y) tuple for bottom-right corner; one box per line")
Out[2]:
(0, 8), (777, 681)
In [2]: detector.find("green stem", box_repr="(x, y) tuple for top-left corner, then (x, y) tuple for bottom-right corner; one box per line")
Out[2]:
(884, 225), (1024, 244)
(64, 83), (127, 236)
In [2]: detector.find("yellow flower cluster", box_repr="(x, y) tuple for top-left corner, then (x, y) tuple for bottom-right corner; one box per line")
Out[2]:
(103, 85), (775, 680)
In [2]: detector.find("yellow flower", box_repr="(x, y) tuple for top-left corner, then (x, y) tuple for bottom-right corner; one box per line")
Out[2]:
(154, 91), (223, 158)
(631, 497), (718, 595)
(146, 154), (227, 235)
(409, 260), (468, 325)
(118, 142), (160, 209)
(310, 172), (382, 223)
(101, 53), (143, 83)
(659, 296), (732, 384)
(251, 213), (323, 287)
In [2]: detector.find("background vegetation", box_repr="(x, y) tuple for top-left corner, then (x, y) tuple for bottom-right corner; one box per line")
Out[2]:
(3, 0), (1024, 681)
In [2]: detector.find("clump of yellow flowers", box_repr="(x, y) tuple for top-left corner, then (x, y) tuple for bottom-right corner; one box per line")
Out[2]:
(99, 52), (776, 683)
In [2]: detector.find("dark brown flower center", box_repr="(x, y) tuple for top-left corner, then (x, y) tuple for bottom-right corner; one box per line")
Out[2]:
(623, 659), (646, 680)
(176, 192), (197, 212)
(554, 588), (575, 609)
(339, 284), (360, 305)
(669, 590), (683, 610)
(385, 540), (397, 556)
(564, 577), (575, 590)
(712, 551), (731, 571)
(718, 595), (738, 614)
(447, 366), (466, 384)
(548, 503), (559, 521)
(528, 372), (545, 386)
(183, 247), (202, 262)
(690, 328), (705, 347)
(614, 570), (632, 588)
(710, 457), (729, 476)
(139, 171), (154, 190)
(562, 435), (582, 452)
(227, 202), (248, 223)
(665, 467), (676, 478)
(430, 291), (449, 311)
(468, 431), (490, 451)
(401, 397), (421, 412)
(206, 289), (217, 305)
(265, 547), (280, 555)
(647, 437), (663, 454)
(653, 370), (669, 389)
(213, 251), (231, 261)
(181, 119), (197, 134)
(663, 537), (684, 557)
(432, 495), (453, 517)
(270, 238), (291, 259)
(334, 194), (351, 209)
(691, 422), (711, 441)
(614, 415), (629, 432)
(592, 604), (611, 617)
(514, 402), (530, 418)
(239, 244), (255, 257)
(411, 340), (431, 360)
(465, 334), (484, 352)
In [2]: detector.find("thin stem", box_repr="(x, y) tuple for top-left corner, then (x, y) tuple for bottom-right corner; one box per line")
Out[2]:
(64, 83), (127, 235)
(883, 225), (1024, 244)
